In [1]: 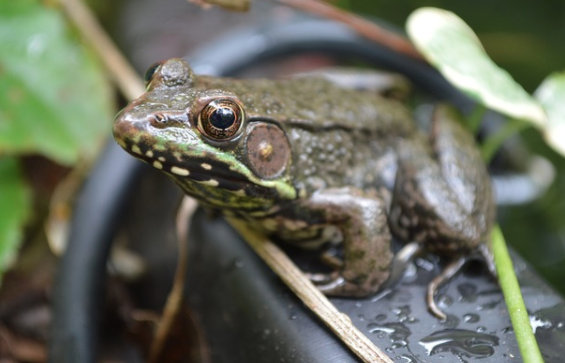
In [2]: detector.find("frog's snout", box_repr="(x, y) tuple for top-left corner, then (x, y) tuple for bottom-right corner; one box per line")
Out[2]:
(113, 110), (133, 146)
(113, 108), (147, 146)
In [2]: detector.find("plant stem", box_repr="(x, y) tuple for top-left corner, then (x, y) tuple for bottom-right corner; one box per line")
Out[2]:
(58, 0), (145, 100)
(148, 197), (197, 363)
(277, 0), (423, 61)
(467, 105), (486, 134)
(491, 225), (545, 363)
(481, 119), (529, 163)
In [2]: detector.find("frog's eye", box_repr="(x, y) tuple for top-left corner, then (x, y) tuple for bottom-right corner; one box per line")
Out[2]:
(198, 99), (245, 140)
(144, 61), (164, 86)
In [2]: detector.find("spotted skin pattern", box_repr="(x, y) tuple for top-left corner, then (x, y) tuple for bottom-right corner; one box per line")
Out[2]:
(114, 58), (495, 318)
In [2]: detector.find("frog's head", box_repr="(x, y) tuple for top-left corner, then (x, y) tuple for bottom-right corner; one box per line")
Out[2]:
(113, 58), (297, 211)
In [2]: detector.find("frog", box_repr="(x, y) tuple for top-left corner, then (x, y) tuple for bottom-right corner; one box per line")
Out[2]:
(113, 58), (496, 319)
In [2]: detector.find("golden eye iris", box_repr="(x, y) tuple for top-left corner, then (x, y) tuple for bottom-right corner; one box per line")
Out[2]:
(199, 99), (245, 140)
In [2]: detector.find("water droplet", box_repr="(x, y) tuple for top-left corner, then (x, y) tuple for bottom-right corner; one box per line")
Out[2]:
(392, 305), (411, 318)
(367, 322), (411, 342)
(368, 323), (393, 334)
(358, 314), (366, 321)
(419, 329), (499, 358)
(476, 326), (488, 333)
(391, 340), (407, 349)
(234, 259), (245, 268)
(437, 294), (453, 308)
(398, 355), (417, 362)
(529, 314), (552, 333)
(457, 283), (478, 303)
(441, 314), (460, 329)
(478, 299), (501, 311)
(463, 314), (480, 323)
(375, 313), (387, 321)
(289, 314), (298, 320)
(415, 256), (436, 271)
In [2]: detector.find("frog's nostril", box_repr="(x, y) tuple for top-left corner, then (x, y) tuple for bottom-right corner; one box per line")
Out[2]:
(147, 112), (188, 129)
(150, 113), (168, 126)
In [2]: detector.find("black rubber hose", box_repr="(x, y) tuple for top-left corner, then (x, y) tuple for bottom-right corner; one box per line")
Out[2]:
(49, 142), (145, 363)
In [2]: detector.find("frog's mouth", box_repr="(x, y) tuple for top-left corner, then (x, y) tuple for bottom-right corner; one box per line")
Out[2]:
(165, 158), (255, 192)
(120, 137), (280, 197)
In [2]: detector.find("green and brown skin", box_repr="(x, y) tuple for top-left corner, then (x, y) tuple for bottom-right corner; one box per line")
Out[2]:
(114, 58), (495, 308)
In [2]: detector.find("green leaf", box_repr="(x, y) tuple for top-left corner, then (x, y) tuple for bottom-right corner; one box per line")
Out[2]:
(0, 157), (31, 276)
(535, 72), (565, 157)
(0, 0), (113, 165)
(406, 7), (546, 127)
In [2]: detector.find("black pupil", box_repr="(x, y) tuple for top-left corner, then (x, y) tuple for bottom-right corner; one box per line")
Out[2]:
(210, 107), (235, 129)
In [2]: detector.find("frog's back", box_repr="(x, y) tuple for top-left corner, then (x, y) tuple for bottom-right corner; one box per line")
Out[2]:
(195, 75), (417, 192)
(197, 75), (415, 135)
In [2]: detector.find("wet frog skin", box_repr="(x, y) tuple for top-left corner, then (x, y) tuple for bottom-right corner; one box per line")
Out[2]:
(113, 58), (495, 318)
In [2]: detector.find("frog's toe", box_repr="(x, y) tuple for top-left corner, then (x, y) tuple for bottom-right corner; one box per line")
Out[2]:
(387, 241), (422, 287)
(305, 271), (340, 284)
(315, 275), (383, 297)
(426, 256), (467, 320)
(307, 271), (378, 296)
(315, 276), (349, 295)
(427, 249), (497, 320)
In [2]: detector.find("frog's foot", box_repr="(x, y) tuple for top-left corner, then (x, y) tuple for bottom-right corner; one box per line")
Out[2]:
(427, 257), (467, 320)
(306, 268), (386, 297)
(315, 275), (375, 297)
(306, 271), (379, 297)
(428, 244), (498, 320)
(386, 241), (423, 287)
(305, 271), (340, 285)
(304, 271), (348, 294)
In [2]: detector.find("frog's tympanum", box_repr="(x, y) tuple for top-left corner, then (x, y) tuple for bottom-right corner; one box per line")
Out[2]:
(114, 58), (496, 319)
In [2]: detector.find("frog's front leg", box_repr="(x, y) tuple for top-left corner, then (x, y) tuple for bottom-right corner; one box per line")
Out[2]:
(302, 187), (393, 297)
